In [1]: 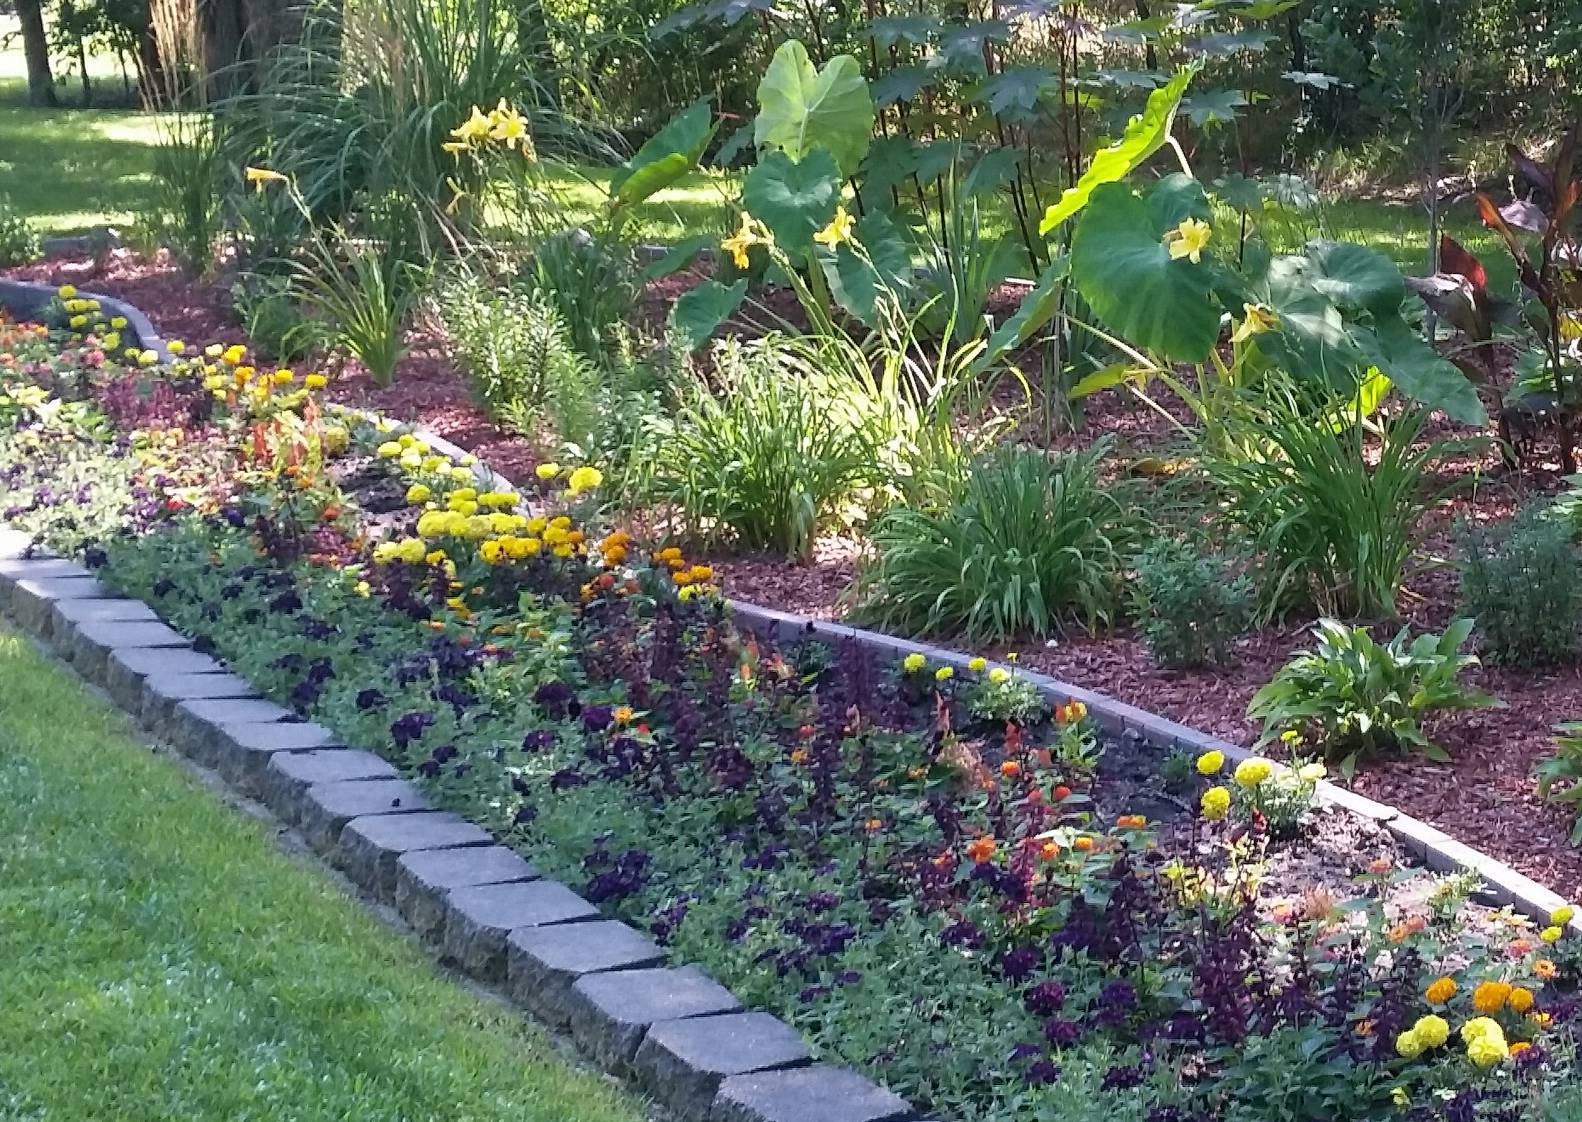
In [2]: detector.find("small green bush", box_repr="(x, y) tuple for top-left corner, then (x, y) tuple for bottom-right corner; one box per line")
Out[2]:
(520, 229), (638, 362)
(1130, 540), (1254, 668)
(233, 274), (330, 365)
(0, 197), (40, 267)
(853, 440), (1140, 643)
(1247, 617), (1502, 774)
(1456, 504), (1581, 666)
(641, 336), (882, 560)
(1537, 722), (1582, 845)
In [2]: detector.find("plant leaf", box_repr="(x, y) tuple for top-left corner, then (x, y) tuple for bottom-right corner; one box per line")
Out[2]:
(669, 279), (748, 350)
(755, 40), (874, 176)
(972, 255), (1070, 374)
(742, 148), (841, 254)
(1357, 313), (1488, 425)
(1039, 64), (1197, 235)
(610, 98), (718, 207)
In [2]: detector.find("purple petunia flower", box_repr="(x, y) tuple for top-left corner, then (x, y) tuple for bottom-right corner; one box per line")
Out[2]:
(1024, 981), (1066, 1016)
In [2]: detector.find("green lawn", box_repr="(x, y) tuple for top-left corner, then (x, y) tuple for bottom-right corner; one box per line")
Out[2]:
(0, 624), (647, 1122)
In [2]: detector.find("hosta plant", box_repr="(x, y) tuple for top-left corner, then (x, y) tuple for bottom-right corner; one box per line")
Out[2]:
(1248, 618), (1503, 775)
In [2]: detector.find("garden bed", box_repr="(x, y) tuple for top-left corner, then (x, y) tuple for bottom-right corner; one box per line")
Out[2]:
(5, 290), (1582, 1122)
(14, 248), (1582, 900)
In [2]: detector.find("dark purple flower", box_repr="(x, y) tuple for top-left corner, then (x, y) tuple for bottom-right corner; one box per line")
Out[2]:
(581, 705), (613, 731)
(533, 681), (576, 717)
(355, 688), (386, 711)
(390, 710), (435, 749)
(522, 729), (557, 752)
(1002, 947), (1041, 983)
(1024, 981), (1066, 1016)
(1025, 1061), (1060, 1086)
(1043, 1019), (1081, 1047)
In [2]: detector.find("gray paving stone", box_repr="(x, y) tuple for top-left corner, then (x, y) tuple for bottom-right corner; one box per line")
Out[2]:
(506, 920), (665, 1027)
(335, 812), (493, 902)
(567, 965), (743, 1072)
(398, 846), (540, 942)
(0, 556), (88, 582)
(67, 618), (188, 683)
(1386, 814), (1454, 861)
(51, 596), (158, 632)
(105, 646), (229, 709)
(443, 880), (599, 982)
(139, 672), (258, 737)
(710, 1066), (913, 1122)
(8, 575), (110, 638)
(209, 721), (341, 793)
(260, 749), (399, 825)
(297, 778), (432, 853)
(634, 1013), (811, 1120)
(168, 696), (295, 760)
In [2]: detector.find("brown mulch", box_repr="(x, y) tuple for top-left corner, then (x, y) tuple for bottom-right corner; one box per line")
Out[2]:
(11, 247), (1582, 899)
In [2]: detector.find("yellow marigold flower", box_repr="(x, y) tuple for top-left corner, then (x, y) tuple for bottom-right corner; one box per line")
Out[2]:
(396, 538), (426, 564)
(553, 544), (574, 559)
(1425, 977), (1457, 1005)
(1233, 758), (1273, 789)
(935, 666), (954, 682)
(550, 516), (571, 530)
(1529, 1010), (1553, 1028)
(167, 339), (186, 354)
(1541, 926), (1564, 944)
(305, 373), (328, 390)
(1200, 786), (1231, 821)
(406, 483), (432, 505)
(1473, 981), (1512, 1014)
(354, 580), (370, 598)
(57, 284), (77, 299)
(1297, 761), (1327, 783)
(689, 564), (713, 582)
(1413, 1014), (1449, 1049)
(678, 584), (698, 602)
(614, 706), (634, 725)
(1164, 216), (1212, 264)
(377, 441), (402, 459)
(1394, 1030), (1424, 1059)
(813, 205), (856, 250)
(399, 451), (423, 470)
(968, 657), (987, 673)
(1461, 1017), (1504, 1045)
(425, 550), (448, 566)
(520, 537), (542, 556)
(1391, 1088), (1410, 1108)
(1508, 986), (1534, 1014)
(567, 465), (604, 496)
(272, 369), (294, 385)
(449, 466), (472, 482)
(528, 517), (548, 534)
(674, 570), (694, 587)
(1467, 1034), (1507, 1068)
(536, 462), (562, 481)
(480, 539), (507, 565)
(1196, 750), (1225, 776)
(988, 667), (1010, 685)
(903, 653), (926, 673)
(103, 332), (120, 350)
(1553, 905), (1576, 927)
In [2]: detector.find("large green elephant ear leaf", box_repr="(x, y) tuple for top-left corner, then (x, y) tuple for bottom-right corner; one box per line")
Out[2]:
(1304, 240), (1406, 316)
(1070, 175), (1220, 362)
(1358, 313), (1488, 425)
(609, 98), (718, 207)
(669, 279), (748, 350)
(1038, 63), (1197, 235)
(754, 40), (875, 176)
(742, 148), (841, 254)
(820, 210), (913, 327)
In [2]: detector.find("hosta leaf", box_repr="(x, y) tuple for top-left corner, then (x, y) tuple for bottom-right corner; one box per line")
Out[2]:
(1070, 176), (1220, 362)
(1039, 64), (1197, 235)
(742, 148), (841, 253)
(669, 279), (748, 349)
(755, 40), (874, 176)
(610, 98), (717, 206)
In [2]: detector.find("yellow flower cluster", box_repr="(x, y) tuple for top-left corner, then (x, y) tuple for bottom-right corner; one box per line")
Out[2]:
(1233, 757), (1273, 789)
(445, 99), (534, 159)
(533, 462), (604, 498)
(1200, 786), (1231, 821)
(652, 545), (716, 601)
(196, 342), (329, 411)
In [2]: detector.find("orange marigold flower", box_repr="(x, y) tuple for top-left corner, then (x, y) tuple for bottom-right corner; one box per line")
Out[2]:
(1535, 959), (1559, 981)
(613, 706), (634, 725)
(790, 747), (810, 766)
(1355, 1019), (1375, 1038)
(1424, 977), (1457, 1005)
(1054, 785), (1072, 801)
(1473, 981), (1513, 1014)
(1508, 986), (1535, 1014)
(864, 818), (883, 834)
(966, 837), (998, 864)
(1073, 836), (1095, 852)
(1117, 814), (1147, 830)
(1509, 1041), (1533, 1058)
(1530, 1011), (1554, 1029)
(1039, 841), (1061, 862)
(1001, 760), (1022, 778)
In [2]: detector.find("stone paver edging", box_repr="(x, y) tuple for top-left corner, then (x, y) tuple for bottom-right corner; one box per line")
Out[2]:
(2, 279), (1578, 1122)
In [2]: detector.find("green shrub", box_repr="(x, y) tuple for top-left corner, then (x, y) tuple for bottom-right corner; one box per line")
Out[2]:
(641, 336), (882, 560)
(1208, 384), (1457, 621)
(520, 229), (639, 362)
(1247, 617), (1502, 774)
(232, 274), (329, 365)
(852, 441), (1140, 643)
(1130, 540), (1254, 668)
(0, 196), (40, 267)
(141, 113), (223, 276)
(1455, 504), (1580, 666)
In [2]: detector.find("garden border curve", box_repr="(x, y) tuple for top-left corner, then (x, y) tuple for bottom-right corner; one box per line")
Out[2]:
(1, 278), (1576, 1122)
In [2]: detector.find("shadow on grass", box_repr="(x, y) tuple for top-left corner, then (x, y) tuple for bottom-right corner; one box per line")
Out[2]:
(0, 96), (164, 236)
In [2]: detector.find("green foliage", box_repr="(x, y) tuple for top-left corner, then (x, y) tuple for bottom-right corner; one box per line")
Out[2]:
(1207, 384), (1457, 621)
(742, 148), (840, 255)
(519, 228), (639, 362)
(1130, 541), (1254, 669)
(232, 273), (329, 364)
(608, 98), (718, 207)
(1455, 505), (1581, 667)
(1248, 617), (1501, 772)
(0, 194), (39, 266)
(964, 670), (1049, 727)
(141, 112), (223, 276)
(853, 442), (1141, 643)
(669, 279), (747, 350)
(640, 336), (882, 559)
(1537, 723), (1582, 845)
(290, 230), (421, 387)
(753, 40), (874, 176)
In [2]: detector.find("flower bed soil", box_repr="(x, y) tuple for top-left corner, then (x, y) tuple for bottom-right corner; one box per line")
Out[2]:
(11, 248), (1582, 899)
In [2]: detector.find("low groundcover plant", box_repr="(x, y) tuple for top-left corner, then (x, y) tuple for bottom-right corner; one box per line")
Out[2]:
(2, 294), (1581, 1122)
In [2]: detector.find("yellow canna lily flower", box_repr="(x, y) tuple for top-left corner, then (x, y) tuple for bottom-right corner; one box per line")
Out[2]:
(244, 166), (289, 193)
(1164, 216), (1212, 264)
(813, 205), (856, 250)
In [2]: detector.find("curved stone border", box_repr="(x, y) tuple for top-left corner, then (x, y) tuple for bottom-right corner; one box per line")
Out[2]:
(0, 278), (172, 361)
(3, 280), (1579, 1120)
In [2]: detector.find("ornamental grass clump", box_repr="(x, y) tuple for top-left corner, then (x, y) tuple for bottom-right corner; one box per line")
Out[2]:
(853, 440), (1142, 644)
(1456, 504), (1582, 667)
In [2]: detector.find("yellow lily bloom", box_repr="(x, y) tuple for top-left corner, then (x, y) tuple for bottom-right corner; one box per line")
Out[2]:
(450, 105), (493, 145)
(813, 205), (856, 250)
(244, 166), (289, 192)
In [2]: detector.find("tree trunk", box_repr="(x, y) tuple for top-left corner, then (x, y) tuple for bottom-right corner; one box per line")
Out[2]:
(16, 0), (59, 108)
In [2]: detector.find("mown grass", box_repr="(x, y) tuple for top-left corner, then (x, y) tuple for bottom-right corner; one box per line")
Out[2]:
(0, 623), (647, 1122)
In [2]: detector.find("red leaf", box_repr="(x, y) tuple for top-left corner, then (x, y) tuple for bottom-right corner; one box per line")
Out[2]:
(1439, 234), (1488, 295)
